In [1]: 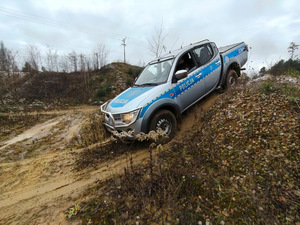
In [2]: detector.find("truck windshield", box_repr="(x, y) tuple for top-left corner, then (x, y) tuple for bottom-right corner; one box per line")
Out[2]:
(135, 58), (174, 86)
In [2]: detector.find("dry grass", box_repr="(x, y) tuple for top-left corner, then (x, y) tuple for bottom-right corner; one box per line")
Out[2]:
(69, 79), (299, 224)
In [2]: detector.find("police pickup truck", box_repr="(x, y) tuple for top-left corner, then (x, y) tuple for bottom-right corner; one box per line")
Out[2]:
(101, 39), (248, 142)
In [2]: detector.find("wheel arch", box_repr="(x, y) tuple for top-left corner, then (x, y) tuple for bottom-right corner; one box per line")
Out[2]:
(226, 62), (241, 77)
(140, 102), (181, 133)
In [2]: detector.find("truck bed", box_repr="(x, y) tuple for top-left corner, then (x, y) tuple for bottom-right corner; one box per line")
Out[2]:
(218, 42), (244, 54)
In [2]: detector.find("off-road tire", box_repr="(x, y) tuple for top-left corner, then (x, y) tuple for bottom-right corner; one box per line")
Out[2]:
(225, 69), (238, 90)
(149, 110), (177, 142)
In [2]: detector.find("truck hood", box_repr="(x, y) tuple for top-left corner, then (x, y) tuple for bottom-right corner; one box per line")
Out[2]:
(106, 86), (157, 113)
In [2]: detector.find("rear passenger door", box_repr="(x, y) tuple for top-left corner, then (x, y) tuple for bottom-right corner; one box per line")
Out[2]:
(192, 43), (222, 92)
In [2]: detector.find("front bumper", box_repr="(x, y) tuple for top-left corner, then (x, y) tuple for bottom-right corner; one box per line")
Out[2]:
(102, 120), (136, 141)
(100, 103), (141, 142)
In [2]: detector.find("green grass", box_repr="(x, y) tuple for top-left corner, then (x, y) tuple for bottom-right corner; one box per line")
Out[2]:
(286, 67), (300, 78)
(259, 80), (299, 105)
(281, 84), (300, 103)
(260, 80), (277, 94)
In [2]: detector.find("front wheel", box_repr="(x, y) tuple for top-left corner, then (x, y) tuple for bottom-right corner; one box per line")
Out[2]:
(225, 70), (238, 90)
(149, 110), (177, 142)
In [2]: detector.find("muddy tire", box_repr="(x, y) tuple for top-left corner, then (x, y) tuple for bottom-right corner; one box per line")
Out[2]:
(149, 110), (177, 142)
(225, 70), (238, 90)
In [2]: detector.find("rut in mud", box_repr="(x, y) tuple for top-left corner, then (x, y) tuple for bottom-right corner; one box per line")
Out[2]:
(0, 94), (218, 225)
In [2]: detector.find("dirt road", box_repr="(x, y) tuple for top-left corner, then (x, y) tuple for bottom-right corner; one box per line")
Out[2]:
(0, 94), (218, 225)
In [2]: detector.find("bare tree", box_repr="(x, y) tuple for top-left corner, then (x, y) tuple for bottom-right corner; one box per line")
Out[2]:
(93, 44), (109, 69)
(60, 54), (69, 73)
(25, 44), (41, 71)
(0, 41), (19, 73)
(100, 45), (109, 67)
(9, 51), (20, 101)
(79, 53), (89, 92)
(79, 53), (86, 72)
(46, 46), (59, 72)
(288, 42), (299, 59)
(92, 52), (99, 70)
(148, 21), (168, 58)
(85, 55), (92, 72)
(0, 47), (20, 102)
(68, 50), (78, 72)
(0, 41), (10, 72)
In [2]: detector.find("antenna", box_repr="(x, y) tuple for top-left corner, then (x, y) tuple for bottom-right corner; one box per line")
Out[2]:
(169, 37), (179, 53)
(121, 37), (127, 63)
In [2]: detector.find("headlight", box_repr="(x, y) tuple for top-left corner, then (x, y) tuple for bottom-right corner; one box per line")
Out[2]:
(113, 109), (140, 127)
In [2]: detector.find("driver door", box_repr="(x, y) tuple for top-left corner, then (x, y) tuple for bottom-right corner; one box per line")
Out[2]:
(172, 51), (206, 112)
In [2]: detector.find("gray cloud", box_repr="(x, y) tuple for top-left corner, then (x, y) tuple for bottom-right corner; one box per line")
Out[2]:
(0, 0), (299, 71)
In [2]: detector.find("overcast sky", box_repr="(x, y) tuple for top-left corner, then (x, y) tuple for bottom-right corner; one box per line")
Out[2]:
(0, 0), (299, 74)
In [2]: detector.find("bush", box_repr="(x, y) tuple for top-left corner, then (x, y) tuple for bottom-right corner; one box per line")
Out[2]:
(260, 81), (277, 94)
(73, 98), (80, 105)
(128, 67), (142, 79)
(286, 67), (300, 78)
(280, 85), (300, 103)
(96, 84), (112, 98)
(269, 59), (300, 76)
(96, 88), (106, 98)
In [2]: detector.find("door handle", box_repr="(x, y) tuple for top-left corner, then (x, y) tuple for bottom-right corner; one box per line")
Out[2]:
(215, 60), (221, 65)
(195, 73), (202, 78)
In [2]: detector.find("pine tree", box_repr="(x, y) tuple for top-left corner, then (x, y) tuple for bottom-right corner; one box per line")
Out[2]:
(288, 42), (299, 59)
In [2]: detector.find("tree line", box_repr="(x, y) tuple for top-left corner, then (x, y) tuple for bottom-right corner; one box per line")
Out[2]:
(0, 41), (110, 74)
(259, 42), (300, 77)
(0, 40), (112, 105)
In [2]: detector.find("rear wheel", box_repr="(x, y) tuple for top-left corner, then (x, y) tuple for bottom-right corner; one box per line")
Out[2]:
(225, 69), (238, 89)
(149, 110), (177, 142)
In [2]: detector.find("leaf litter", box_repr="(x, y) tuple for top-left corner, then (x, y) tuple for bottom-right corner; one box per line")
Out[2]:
(72, 77), (299, 224)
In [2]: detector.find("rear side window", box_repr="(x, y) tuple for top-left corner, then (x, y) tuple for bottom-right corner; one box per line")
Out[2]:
(193, 44), (213, 66)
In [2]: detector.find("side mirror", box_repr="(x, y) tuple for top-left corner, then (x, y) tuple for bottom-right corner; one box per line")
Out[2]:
(175, 70), (188, 80)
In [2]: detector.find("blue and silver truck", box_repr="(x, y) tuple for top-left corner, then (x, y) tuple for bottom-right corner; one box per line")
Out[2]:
(101, 39), (248, 141)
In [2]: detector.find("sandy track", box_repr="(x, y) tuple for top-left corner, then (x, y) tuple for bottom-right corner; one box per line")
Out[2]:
(0, 148), (151, 224)
(0, 94), (218, 225)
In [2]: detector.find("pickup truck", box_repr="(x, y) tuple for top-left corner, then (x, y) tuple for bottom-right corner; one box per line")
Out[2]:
(101, 39), (248, 142)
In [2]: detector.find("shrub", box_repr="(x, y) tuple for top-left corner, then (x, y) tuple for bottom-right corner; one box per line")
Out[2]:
(73, 98), (80, 105)
(269, 59), (300, 76)
(128, 67), (142, 79)
(260, 81), (277, 94)
(280, 85), (300, 103)
(96, 84), (112, 98)
(286, 67), (300, 78)
(96, 88), (106, 98)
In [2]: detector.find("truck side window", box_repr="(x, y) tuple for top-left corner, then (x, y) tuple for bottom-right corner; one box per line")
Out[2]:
(210, 42), (218, 58)
(193, 45), (213, 66)
(175, 52), (195, 72)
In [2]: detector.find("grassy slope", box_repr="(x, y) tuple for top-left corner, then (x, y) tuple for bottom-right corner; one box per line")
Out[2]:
(69, 77), (299, 224)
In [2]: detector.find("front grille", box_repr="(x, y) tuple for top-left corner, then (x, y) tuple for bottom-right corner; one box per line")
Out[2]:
(113, 114), (121, 122)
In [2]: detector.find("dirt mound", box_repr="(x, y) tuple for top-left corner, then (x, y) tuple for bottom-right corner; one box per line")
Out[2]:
(0, 63), (142, 113)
